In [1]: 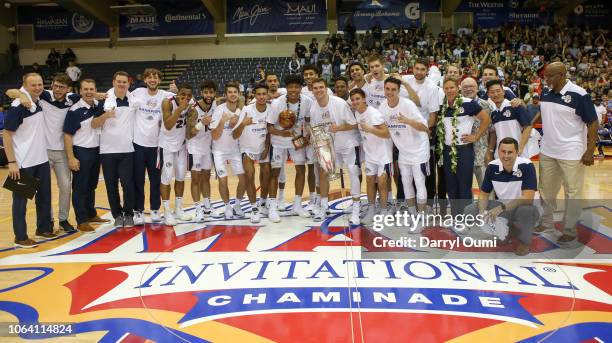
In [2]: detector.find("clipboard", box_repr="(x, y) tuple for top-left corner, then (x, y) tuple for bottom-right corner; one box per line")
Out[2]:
(3, 173), (39, 199)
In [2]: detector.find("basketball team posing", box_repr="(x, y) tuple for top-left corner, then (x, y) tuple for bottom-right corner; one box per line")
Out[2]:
(4, 56), (598, 255)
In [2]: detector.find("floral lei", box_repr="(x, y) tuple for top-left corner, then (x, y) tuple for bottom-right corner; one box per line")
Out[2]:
(436, 95), (463, 174)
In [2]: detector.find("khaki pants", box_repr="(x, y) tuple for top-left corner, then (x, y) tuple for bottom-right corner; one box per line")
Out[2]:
(48, 149), (72, 222)
(538, 154), (584, 236)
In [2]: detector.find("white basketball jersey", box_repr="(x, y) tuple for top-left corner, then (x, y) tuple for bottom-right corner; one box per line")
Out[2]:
(187, 100), (216, 155)
(158, 96), (193, 152)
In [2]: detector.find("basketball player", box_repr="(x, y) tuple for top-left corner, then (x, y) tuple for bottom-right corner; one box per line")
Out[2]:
(347, 61), (367, 90)
(186, 80), (216, 222)
(159, 84), (195, 226)
(379, 78), (430, 217)
(233, 83), (271, 223)
(210, 81), (247, 219)
(310, 78), (361, 223)
(131, 68), (173, 224)
(91, 71), (136, 228)
(63, 79), (108, 233)
(334, 76), (349, 101)
(350, 88), (393, 224)
(267, 75), (312, 222)
(265, 72), (287, 100)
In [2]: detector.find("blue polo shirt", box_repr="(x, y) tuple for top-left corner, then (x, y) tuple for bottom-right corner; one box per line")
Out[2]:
(481, 157), (537, 202)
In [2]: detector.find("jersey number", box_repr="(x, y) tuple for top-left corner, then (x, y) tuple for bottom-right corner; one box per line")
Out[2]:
(176, 119), (184, 129)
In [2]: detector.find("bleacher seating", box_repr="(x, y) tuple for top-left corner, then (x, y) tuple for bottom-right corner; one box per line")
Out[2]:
(0, 57), (292, 106)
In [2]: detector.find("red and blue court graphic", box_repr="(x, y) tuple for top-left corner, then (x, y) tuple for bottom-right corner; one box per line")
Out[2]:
(0, 197), (610, 342)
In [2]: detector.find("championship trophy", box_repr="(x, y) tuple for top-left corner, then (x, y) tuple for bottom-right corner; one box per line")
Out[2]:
(310, 124), (340, 181)
(279, 109), (308, 150)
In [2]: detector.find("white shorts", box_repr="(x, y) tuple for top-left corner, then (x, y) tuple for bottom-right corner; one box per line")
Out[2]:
(189, 153), (212, 172)
(270, 146), (306, 169)
(305, 145), (316, 164)
(365, 161), (392, 177)
(213, 151), (244, 177)
(160, 147), (188, 185)
(242, 151), (268, 164)
(335, 147), (361, 168)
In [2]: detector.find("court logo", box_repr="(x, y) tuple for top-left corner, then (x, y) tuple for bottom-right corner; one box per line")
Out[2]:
(71, 13), (94, 34)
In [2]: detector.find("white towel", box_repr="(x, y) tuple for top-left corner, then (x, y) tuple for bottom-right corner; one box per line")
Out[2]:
(18, 86), (38, 113)
(103, 88), (132, 111)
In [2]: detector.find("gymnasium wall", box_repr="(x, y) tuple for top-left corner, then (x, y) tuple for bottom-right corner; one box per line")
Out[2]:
(18, 35), (329, 66)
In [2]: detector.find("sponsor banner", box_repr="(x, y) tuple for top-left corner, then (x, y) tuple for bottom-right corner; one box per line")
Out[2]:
(568, 0), (611, 26)
(226, 0), (327, 35)
(456, 0), (553, 28)
(338, 0), (428, 31)
(119, 2), (214, 39)
(17, 5), (109, 41)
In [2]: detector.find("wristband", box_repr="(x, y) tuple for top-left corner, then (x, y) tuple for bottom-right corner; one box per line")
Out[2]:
(195, 122), (204, 131)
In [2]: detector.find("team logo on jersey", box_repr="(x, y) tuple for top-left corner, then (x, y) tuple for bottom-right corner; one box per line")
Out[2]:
(513, 169), (523, 178)
(563, 95), (572, 103)
(459, 107), (465, 114)
(71, 13), (94, 34)
(165, 162), (172, 168)
(146, 98), (158, 108)
(503, 109), (512, 117)
(147, 115), (154, 120)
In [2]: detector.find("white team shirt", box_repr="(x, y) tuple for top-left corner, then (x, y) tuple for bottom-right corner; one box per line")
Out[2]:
(363, 78), (408, 109)
(5, 99), (48, 168)
(158, 96), (194, 152)
(379, 97), (430, 164)
(355, 106), (393, 165)
(36, 90), (79, 150)
(99, 89), (136, 154)
(310, 95), (360, 151)
(209, 102), (241, 154)
(132, 88), (174, 148)
(63, 98), (101, 149)
(187, 100), (215, 155)
(236, 102), (269, 154)
(401, 75), (440, 122)
(268, 95), (312, 149)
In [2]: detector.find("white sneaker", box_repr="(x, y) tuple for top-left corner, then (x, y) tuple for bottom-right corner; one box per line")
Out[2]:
(175, 208), (192, 222)
(164, 211), (177, 226)
(268, 205), (281, 223)
(233, 203), (245, 217)
(203, 205), (212, 216)
(134, 211), (145, 225)
(278, 198), (287, 211)
(259, 203), (269, 216)
(292, 203), (311, 218)
(194, 208), (205, 223)
(313, 208), (327, 222)
(224, 204), (233, 220)
(350, 203), (360, 225)
(250, 209), (261, 223)
(151, 210), (162, 223)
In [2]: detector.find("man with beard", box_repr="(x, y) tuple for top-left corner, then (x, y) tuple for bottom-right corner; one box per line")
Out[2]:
(267, 75), (312, 222)
(131, 68), (174, 225)
(402, 58), (444, 214)
(91, 71), (137, 228)
(233, 83), (271, 224)
(186, 80), (216, 222)
(210, 82), (247, 220)
(265, 72), (286, 100)
(334, 76), (349, 101)
(310, 78), (361, 223)
(158, 84), (196, 225)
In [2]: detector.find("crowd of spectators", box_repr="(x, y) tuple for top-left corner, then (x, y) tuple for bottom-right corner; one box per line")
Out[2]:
(293, 23), (610, 103)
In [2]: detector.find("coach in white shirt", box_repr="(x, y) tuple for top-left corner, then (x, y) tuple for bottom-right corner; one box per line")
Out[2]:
(3, 73), (54, 247)
(533, 62), (599, 247)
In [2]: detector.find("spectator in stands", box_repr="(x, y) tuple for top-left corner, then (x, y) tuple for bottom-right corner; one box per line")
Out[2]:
(66, 60), (82, 92)
(526, 94), (540, 122)
(295, 42), (307, 65)
(255, 66), (265, 84)
(62, 48), (76, 67)
(130, 74), (145, 91)
(288, 54), (301, 75)
(332, 50), (342, 77)
(309, 38), (319, 64)
(343, 18), (356, 44)
(321, 59), (332, 84)
(46, 48), (61, 71)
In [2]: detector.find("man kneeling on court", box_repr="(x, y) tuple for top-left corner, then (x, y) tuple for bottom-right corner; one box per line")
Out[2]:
(464, 137), (539, 256)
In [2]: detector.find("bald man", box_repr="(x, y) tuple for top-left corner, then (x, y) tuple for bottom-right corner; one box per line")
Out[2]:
(461, 77), (492, 187)
(533, 62), (599, 247)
